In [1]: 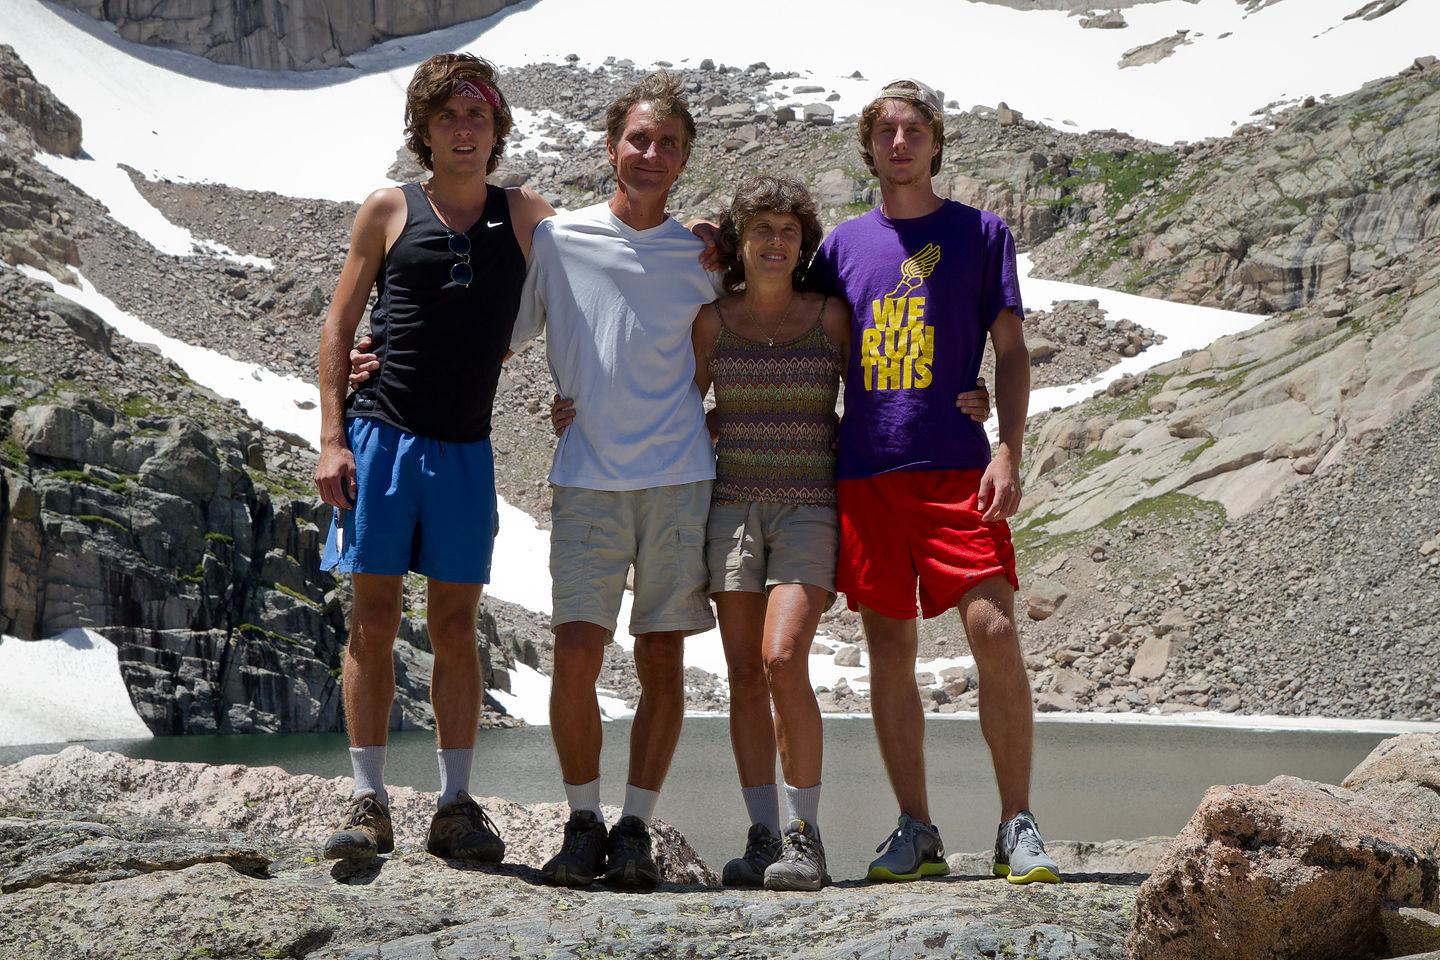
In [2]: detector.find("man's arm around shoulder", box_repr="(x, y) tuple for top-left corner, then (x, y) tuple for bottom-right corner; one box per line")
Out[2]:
(505, 186), (555, 262)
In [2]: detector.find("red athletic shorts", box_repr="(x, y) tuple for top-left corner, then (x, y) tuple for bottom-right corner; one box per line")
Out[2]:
(837, 468), (1019, 620)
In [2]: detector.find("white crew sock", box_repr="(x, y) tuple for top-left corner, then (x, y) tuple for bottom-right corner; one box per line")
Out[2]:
(621, 784), (660, 825)
(564, 777), (604, 824)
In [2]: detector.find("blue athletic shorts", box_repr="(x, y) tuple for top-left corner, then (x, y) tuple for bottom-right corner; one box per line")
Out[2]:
(320, 417), (497, 584)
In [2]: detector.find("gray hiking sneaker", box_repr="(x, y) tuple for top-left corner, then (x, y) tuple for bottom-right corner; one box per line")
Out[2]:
(866, 813), (950, 882)
(322, 790), (394, 861)
(721, 822), (781, 887)
(763, 819), (830, 891)
(993, 811), (1060, 884)
(426, 791), (505, 863)
(604, 814), (660, 889)
(541, 809), (608, 887)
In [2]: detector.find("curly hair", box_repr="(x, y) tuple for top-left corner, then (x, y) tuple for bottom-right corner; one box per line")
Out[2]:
(715, 176), (824, 295)
(404, 53), (512, 174)
(857, 82), (946, 177)
(604, 72), (697, 158)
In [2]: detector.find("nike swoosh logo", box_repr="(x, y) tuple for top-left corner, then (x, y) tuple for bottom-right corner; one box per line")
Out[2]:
(487, 220), (504, 228)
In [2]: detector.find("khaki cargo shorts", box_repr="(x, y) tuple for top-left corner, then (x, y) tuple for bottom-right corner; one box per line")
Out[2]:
(550, 480), (715, 639)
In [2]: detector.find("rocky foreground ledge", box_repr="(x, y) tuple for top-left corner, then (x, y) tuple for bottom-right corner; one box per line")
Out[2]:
(0, 740), (1437, 959)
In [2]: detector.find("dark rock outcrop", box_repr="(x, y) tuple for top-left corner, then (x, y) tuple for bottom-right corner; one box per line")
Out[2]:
(0, 44), (82, 156)
(52, 0), (529, 71)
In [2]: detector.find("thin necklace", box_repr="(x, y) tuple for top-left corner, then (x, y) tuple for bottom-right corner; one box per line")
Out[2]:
(745, 292), (795, 347)
(423, 182), (461, 231)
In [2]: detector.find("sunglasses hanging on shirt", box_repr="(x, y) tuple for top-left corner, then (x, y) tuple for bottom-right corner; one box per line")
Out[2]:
(448, 231), (472, 288)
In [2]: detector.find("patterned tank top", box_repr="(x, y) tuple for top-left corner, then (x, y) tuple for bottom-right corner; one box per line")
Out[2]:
(708, 301), (843, 506)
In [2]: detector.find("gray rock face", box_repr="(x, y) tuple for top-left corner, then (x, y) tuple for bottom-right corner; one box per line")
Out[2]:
(1118, 31), (1191, 69)
(52, 0), (528, 71)
(1031, 58), (1440, 314)
(1128, 775), (1439, 960)
(1343, 733), (1440, 861)
(0, 98), (81, 277)
(0, 44), (82, 156)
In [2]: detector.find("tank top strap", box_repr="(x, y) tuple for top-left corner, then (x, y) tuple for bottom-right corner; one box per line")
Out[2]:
(399, 181), (428, 230)
(480, 182), (512, 228)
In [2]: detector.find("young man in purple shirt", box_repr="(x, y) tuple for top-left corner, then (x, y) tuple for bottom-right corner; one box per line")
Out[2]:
(810, 78), (1060, 885)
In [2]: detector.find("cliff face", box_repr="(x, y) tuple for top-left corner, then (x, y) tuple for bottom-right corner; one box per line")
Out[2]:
(0, 271), (522, 736)
(51, 0), (528, 71)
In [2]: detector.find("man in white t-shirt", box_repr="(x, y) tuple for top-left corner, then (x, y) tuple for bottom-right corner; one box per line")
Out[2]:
(509, 72), (721, 890)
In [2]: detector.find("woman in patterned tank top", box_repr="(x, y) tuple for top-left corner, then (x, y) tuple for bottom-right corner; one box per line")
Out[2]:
(688, 177), (851, 890)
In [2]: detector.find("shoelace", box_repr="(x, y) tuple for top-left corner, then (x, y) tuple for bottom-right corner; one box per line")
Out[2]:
(743, 826), (777, 860)
(565, 817), (602, 855)
(612, 823), (649, 856)
(1007, 818), (1045, 856)
(875, 819), (915, 854)
(782, 830), (819, 859)
(342, 796), (385, 829)
(454, 797), (500, 836)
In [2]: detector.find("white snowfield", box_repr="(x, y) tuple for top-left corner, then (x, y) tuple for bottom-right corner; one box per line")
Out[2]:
(2, 0), (1434, 202)
(2, 0), (1438, 744)
(0, 630), (153, 743)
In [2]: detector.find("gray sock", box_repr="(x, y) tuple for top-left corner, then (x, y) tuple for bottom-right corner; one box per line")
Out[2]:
(742, 783), (782, 836)
(349, 745), (388, 805)
(622, 784), (660, 825)
(437, 748), (474, 808)
(785, 781), (822, 828)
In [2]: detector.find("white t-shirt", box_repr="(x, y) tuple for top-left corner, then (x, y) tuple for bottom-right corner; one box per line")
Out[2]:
(512, 202), (722, 491)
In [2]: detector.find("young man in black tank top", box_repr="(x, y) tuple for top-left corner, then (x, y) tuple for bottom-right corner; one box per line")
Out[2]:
(314, 53), (553, 866)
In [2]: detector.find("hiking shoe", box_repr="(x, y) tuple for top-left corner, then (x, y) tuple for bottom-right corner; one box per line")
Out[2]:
(764, 819), (830, 891)
(603, 814), (660, 889)
(541, 809), (608, 887)
(322, 790), (394, 861)
(721, 822), (781, 887)
(426, 791), (505, 863)
(866, 813), (950, 882)
(993, 811), (1060, 884)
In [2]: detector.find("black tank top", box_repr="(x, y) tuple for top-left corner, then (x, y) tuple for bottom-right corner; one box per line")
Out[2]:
(346, 181), (525, 443)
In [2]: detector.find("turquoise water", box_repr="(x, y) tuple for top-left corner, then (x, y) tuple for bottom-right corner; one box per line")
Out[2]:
(3, 717), (1386, 881)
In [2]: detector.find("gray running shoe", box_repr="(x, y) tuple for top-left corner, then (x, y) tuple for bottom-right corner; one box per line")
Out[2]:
(764, 819), (830, 891)
(992, 811), (1060, 884)
(426, 791), (505, 863)
(721, 822), (781, 887)
(866, 813), (950, 882)
(604, 814), (660, 889)
(541, 810), (608, 887)
(322, 790), (394, 861)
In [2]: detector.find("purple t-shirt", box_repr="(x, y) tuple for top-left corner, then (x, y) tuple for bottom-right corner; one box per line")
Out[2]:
(812, 200), (1023, 479)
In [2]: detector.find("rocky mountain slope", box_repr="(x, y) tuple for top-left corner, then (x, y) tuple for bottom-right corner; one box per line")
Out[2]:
(1, 42), (1438, 733)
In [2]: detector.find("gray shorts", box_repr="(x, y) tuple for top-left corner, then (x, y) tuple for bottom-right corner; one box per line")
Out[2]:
(705, 500), (838, 603)
(550, 481), (715, 639)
